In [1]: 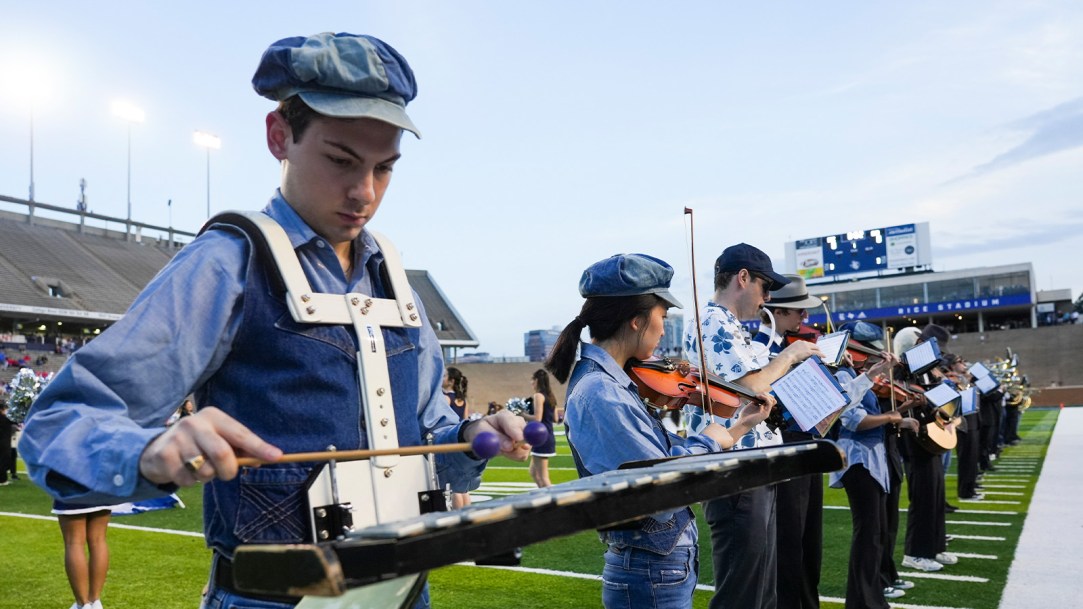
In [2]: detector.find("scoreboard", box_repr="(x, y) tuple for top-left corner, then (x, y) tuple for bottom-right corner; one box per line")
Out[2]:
(785, 222), (932, 280)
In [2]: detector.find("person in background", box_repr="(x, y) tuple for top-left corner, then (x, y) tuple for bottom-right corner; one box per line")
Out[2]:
(950, 355), (984, 501)
(753, 274), (825, 609)
(443, 367), (473, 508)
(548, 253), (772, 609)
(165, 398), (196, 427)
(684, 244), (822, 609)
(830, 325), (919, 608)
(53, 500), (116, 609)
(0, 403), (13, 486)
(527, 369), (558, 488)
(444, 367), (469, 420)
(898, 324), (957, 573)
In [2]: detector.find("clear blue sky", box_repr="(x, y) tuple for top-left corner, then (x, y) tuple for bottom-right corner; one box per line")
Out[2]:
(2, 1), (1081, 356)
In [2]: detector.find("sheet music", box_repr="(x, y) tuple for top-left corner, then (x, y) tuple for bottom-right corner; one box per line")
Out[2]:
(969, 361), (992, 379)
(924, 382), (960, 408)
(815, 330), (850, 366)
(771, 357), (849, 433)
(960, 387), (977, 415)
(975, 375), (998, 393)
(904, 340), (939, 374)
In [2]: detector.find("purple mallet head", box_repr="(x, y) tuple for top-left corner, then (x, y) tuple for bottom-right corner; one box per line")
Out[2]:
(471, 431), (502, 460)
(523, 421), (549, 446)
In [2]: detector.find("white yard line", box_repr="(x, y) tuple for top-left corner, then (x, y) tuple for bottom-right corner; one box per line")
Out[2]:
(466, 563), (977, 608)
(897, 571), (990, 583)
(951, 552), (998, 560)
(950, 534), (1006, 541)
(947, 520), (1012, 527)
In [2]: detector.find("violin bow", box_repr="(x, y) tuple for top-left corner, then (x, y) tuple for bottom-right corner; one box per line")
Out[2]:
(885, 326), (901, 436)
(684, 208), (716, 417)
(820, 300), (835, 333)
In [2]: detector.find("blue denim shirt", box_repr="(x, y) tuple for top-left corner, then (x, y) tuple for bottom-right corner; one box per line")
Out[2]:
(564, 342), (721, 553)
(20, 192), (483, 507)
(829, 367), (890, 493)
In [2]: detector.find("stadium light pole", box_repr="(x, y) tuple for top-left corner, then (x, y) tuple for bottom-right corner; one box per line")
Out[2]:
(193, 131), (221, 218)
(111, 100), (144, 230)
(29, 107), (34, 202)
(6, 62), (50, 202)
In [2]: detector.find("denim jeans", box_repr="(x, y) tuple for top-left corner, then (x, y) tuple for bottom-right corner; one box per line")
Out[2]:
(601, 544), (698, 609)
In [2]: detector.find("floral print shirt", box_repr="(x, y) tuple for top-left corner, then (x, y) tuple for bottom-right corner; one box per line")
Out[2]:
(683, 302), (782, 449)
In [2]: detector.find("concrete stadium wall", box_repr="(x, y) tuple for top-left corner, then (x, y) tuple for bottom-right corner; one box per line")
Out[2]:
(947, 323), (1083, 388)
(452, 362), (567, 415)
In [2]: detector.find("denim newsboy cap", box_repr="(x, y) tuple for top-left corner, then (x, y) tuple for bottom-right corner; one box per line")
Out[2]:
(579, 254), (682, 309)
(839, 320), (885, 349)
(714, 243), (790, 291)
(252, 32), (421, 138)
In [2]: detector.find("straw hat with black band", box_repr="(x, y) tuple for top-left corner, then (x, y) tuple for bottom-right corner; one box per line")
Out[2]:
(766, 275), (822, 310)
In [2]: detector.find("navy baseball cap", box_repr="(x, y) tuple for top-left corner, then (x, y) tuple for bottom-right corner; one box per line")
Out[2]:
(252, 32), (421, 138)
(714, 243), (790, 291)
(579, 254), (683, 309)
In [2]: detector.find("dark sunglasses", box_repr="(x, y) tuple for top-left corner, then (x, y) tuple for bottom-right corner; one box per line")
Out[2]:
(749, 272), (772, 296)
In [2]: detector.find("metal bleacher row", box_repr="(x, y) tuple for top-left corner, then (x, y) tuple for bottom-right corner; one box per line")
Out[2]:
(0, 209), (476, 357)
(0, 216), (176, 315)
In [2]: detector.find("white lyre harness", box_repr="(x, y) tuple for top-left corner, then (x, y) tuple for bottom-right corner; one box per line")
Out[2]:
(221, 211), (436, 606)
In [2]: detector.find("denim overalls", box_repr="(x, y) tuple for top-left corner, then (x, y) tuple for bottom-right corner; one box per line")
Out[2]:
(198, 226), (428, 609)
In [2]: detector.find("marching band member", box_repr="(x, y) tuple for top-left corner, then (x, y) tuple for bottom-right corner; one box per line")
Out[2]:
(20, 32), (528, 609)
(754, 275), (826, 609)
(684, 244), (821, 609)
(546, 253), (771, 609)
(830, 324), (919, 608)
(949, 354), (985, 501)
(897, 325), (957, 573)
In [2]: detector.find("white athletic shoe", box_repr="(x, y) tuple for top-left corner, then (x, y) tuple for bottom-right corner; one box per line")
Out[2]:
(902, 555), (943, 572)
(892, 579), (915, 590)
(936, 552), (959, 565)
(884, 587), (906, 599)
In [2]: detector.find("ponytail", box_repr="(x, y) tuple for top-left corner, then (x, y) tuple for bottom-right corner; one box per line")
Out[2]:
(545, 294), (663, 384)
(446, 367), (468, 402)
(545, 316), (587, 384)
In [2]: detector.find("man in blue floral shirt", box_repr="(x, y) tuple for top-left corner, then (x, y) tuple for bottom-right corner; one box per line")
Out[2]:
(684, 243), (821, 609)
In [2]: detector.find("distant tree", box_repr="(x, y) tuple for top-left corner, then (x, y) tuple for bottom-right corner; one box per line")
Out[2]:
(1075, 293), (1083, 314)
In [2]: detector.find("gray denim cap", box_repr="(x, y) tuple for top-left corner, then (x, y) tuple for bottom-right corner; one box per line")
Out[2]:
(252, 32), (421, 138)
(579, 254), (683, 309)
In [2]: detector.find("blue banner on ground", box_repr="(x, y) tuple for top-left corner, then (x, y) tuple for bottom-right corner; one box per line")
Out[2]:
(111, 493), (185, 516)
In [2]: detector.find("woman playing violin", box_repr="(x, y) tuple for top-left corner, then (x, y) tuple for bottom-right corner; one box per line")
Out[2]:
(545, 253), (771, 609)
(830, 324), (920, 608)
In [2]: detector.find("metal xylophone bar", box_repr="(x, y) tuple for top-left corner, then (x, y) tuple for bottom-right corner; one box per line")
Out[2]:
(232, 440), (845, 598)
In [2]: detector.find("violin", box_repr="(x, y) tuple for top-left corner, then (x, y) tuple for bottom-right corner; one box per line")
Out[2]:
(872, 377), (925, 411)
(627, 357), (762, 419)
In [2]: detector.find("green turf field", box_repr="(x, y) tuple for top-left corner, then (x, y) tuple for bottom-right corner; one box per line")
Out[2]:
(0, 407), (1056, 608)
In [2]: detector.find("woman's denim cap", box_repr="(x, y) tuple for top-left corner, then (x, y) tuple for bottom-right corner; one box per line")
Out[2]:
(578, 254), (683, 309)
